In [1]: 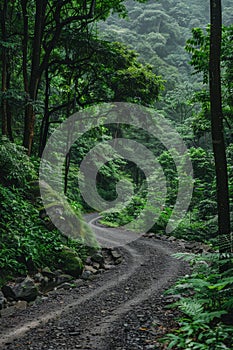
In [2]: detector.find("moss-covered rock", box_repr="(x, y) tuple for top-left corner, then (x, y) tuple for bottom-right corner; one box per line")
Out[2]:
(57, 247), (84, 277)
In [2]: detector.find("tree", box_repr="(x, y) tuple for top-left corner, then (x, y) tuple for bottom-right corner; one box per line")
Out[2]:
(209, 0), (231, 253)
(38, 38), (163, 155)
(21, 0), (97, 155)
(0, 0), (147, 155)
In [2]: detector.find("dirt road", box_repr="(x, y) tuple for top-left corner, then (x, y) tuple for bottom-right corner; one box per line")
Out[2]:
(0, 214), (187, 349)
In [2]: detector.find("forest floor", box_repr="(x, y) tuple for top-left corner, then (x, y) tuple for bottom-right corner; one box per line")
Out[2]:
(0, 214), (189, 350)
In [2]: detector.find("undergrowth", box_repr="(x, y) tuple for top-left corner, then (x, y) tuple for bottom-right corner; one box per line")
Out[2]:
(160, 252), (233, 349)
(0, 139), (97, 287)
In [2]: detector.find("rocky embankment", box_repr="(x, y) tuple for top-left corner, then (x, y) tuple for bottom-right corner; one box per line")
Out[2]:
(0, 247), (122, 317)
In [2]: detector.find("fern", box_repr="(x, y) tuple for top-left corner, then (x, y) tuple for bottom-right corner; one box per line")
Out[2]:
(177, 298), (204, 317)
(160, 252), (233, 349)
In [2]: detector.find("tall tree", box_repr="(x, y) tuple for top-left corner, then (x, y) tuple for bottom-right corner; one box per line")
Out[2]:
(0, 0), (13, 140)
(18, 0), (143, 155)
(209, 0), (231, 253)
(21, 0), (97, 155)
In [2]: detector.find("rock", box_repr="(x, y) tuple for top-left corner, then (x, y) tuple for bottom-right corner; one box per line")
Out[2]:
(164, 294), (181, 304)
(196, 243), (213, 253)
(15, 300), (28, 310)
(91, 251), (104, 265)
(15, 276), (25, 283)
(103, 264), (114, 270)
(85, 256), (92, 265)
(92, 262), (100, 270)
(41, 267), (57, 278)
(111, 248), (122, 260)
(168, 236), (176, 242)
(148, 233), (154, 238)
(73, 279), (84, 288)
(84, 265), (98, 274)
(184, 242), (197, 250)
(114, 257), (123, 265)
(81, 270), (92, 280)
(34, 272), (44, 283)
(33, 296), (43, 305)
(56, 282), (74, 290)
(2, 277), (38, 302)
(160, 234), (168, 240)
(55, 274), (73, 286)
(57, 247), (83, 277)
(178, 241), (186, 249)
(41, 276), (49, 285)
(0, 291), (6, 310)
(145, 345), (155, 349)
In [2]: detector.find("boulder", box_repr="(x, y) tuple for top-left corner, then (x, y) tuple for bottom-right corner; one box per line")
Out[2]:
(57, 247), (83, 277)
(2, 277), (38, 302)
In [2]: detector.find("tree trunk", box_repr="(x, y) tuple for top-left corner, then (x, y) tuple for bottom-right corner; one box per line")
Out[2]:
(39, 68), (50, 157)
(23, 0), (47, 155)
(21, 0), (29, 93)
(23, 103), (35, 156)
(209, 0), (231, 253)
(1, 46), (8, 137)
(6, 71), (13, 141)
(0, 0), (9, 138)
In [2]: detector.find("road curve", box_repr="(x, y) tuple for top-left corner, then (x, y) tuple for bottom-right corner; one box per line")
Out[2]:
(0, 214), (187, 350)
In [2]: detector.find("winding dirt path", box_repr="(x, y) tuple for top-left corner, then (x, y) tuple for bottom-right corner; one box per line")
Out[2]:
(0, 214), (187, 350)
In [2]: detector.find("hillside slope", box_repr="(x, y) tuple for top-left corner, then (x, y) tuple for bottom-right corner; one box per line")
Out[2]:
(99, 0), (232, 91)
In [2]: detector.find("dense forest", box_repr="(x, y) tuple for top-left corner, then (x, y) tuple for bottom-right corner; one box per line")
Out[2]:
(0, 0), (233, 348)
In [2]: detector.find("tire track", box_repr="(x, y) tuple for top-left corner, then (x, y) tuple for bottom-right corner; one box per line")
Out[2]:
(0, 245), (140, 349)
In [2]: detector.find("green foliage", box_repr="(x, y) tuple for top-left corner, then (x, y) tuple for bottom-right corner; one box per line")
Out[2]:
(0, 182), (90, 286)
(99, 0), (214, 94)
(161, 253), (233, 349)
(0, 144), (94, 286)
(49, 38), (163, 113)
(0, 185), (57, 280)
(185, 27), (210, 83)
(0, 138), (36, 187)
(185, 24), (233, 142)
(100, 181), (147, 228)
